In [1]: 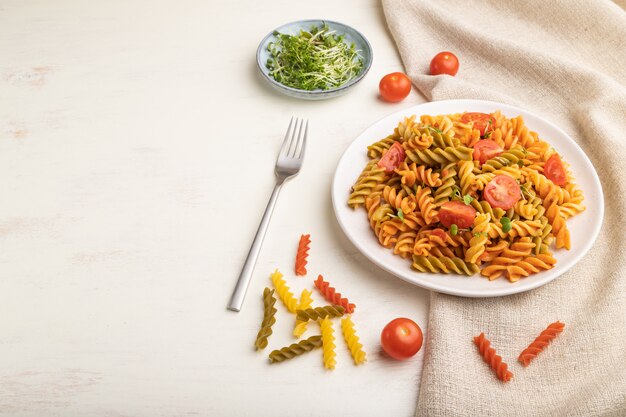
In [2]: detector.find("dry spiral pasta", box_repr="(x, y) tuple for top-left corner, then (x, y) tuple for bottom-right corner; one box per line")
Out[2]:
(254, 288), (277, 350)
(269, 335), (323, 364)
(473, 332), (514, 382)
(294, 234), (311, 276)
(348, 111), (585, 282)
(320, 317), (337, 370)
(296, 305), (345, 322)
(518, 321), (565, 366)
(341, 316), (367, 365)
(293, 289), (314, 338)
(314, 275), (356, 314)
(271, 269), (299, 313)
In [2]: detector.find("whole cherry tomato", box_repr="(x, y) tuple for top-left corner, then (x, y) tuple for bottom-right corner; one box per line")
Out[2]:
(430, 51), (459, 76)
(381, 318), (423, 360)
(379, 72), (412, 102)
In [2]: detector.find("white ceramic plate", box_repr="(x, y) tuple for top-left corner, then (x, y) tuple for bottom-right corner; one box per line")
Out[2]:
(331, 99), (604, 297)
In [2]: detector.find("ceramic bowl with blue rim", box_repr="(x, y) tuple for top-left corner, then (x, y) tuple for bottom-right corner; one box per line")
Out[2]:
(256, 19), (373, 100)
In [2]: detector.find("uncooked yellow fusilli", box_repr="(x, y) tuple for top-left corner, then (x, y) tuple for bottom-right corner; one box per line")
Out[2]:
(270, 269), (298, 313)
(320, 317), (337, 370)
(293, 289), (313, 338)
(341, 316), (367, 365)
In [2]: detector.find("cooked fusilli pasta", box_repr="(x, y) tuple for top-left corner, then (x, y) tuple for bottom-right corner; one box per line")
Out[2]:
(348, 111), (585, 282)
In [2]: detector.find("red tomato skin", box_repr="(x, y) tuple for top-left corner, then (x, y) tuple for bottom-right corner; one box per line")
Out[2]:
(379, 72), (412, 102)
(473, 140), (503, 164)
(429, 52), (459, 76)
(438, 201), (477, 229)
(483, 175), (521, 209)
(377, 142), (406, 172)
(381, 318), (423, 360)
(429, 228), (448, 241)
(462, 112), (495, 136)
(544, 154), (567, 186)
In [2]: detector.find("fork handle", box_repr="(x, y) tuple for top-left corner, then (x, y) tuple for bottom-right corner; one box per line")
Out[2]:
(228, 182), (283, 312)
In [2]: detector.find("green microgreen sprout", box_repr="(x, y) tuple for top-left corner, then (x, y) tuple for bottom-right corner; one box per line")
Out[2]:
(519, 184), (529, 201)
(450, 224), (458, 235)
(266, 24), (364, 91)
(397, 208), (404, 222)
(427, 126), (443, 134)
(500, 216), (512, 233)
(463, 194), (474, 205)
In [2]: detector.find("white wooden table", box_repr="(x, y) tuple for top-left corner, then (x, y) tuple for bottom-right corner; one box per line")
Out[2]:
(0, 0), (429, 415)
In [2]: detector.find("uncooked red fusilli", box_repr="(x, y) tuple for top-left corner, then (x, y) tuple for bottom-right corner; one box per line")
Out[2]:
(473, 332), (513, 382)
(295, 234), (311, 276)
(314, 275), (356, 314)
(518, 321), (565, 366)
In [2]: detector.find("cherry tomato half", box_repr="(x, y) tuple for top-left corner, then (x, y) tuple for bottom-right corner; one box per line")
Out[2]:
(483, 175), (521, 209)
(438, 201), (477, 229)
(381, 318), (423, 360)
(429, 228), (448, 241)
(461, 112), (495, 136)
(544, 154), (567, 186)
(377, 142), (406, 173)
(473, 139), (503, 164)
(429, 51), (459, 76)
(379, 72), (412, 102)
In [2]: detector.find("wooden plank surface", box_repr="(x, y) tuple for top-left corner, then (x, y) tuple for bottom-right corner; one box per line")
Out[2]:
(0, 0), (430, 415)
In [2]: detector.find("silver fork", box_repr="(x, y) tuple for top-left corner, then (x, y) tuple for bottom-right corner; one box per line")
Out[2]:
(228, 117), (308, 312)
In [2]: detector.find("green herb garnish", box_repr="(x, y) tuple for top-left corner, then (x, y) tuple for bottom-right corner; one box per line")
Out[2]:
(397, 208), (404, 222)
(520, 184), (529, 195)
(426, 126), (443, 134)
(500, 217), (512, 233)
(463, 194), (474, 205)
(450, 224), (458, 235)
(266, 24), (364, 91)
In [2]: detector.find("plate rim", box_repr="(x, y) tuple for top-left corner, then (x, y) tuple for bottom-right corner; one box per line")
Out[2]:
(331, 99), (605, 298)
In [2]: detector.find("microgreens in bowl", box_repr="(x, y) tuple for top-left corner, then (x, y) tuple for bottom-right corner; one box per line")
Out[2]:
(266, 24), (364, 91)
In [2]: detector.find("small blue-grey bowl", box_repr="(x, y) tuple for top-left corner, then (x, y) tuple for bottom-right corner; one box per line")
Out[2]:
(256, 19), (373, 100)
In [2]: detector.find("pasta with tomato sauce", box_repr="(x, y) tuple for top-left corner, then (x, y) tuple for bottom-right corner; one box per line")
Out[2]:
(347, 111), (585, 282)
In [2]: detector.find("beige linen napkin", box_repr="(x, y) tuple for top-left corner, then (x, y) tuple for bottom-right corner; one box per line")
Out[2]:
(381, 0), (626, 415)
